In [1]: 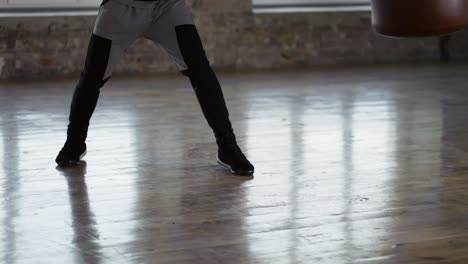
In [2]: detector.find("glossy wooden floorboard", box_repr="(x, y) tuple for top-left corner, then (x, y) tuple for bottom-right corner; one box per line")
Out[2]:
(2, 64), (468, 264)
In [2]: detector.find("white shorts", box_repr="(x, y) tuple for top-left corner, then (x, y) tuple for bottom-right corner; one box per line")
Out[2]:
(93, 0), (195, 78)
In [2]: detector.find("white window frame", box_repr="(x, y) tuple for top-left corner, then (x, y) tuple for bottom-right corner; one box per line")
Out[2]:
(253, 0), (371, 13)
(0, 0), (100, 9)
(254, 0), (370, 7)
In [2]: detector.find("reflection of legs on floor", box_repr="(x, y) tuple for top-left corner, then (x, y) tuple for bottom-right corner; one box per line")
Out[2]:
(58, 162), (103, 264)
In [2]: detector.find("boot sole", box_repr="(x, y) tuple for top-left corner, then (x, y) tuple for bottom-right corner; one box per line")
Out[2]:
(217, 157), (254, 176)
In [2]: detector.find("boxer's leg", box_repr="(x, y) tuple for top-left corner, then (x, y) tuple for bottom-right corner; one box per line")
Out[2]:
(56, 0), (150, 167)
(143, 0), (254, 175)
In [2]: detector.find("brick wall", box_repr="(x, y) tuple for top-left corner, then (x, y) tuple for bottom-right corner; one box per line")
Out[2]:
(0, 0), (467, 80)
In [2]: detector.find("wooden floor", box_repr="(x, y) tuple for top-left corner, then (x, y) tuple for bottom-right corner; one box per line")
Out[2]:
(1, 64), (468, 264)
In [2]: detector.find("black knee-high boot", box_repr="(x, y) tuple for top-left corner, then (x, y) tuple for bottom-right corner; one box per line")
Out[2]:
(176, 25), (233, 139)
(56, 34), (112, 167)
(66, 34), (112, 145)
(175, 25), (254, 176)
(67, 73), (109, 146)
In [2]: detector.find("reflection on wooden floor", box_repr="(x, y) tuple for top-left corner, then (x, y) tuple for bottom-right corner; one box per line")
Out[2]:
(1, 64), (468, 263)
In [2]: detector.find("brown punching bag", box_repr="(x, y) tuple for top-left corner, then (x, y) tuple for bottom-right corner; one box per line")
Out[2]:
(371, 0), (468, 38)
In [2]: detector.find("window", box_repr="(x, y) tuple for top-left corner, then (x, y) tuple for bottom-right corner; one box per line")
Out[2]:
(0, 0), (100, 9)
(254, 0), (370, 7)
(253, 0), (371, 13)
